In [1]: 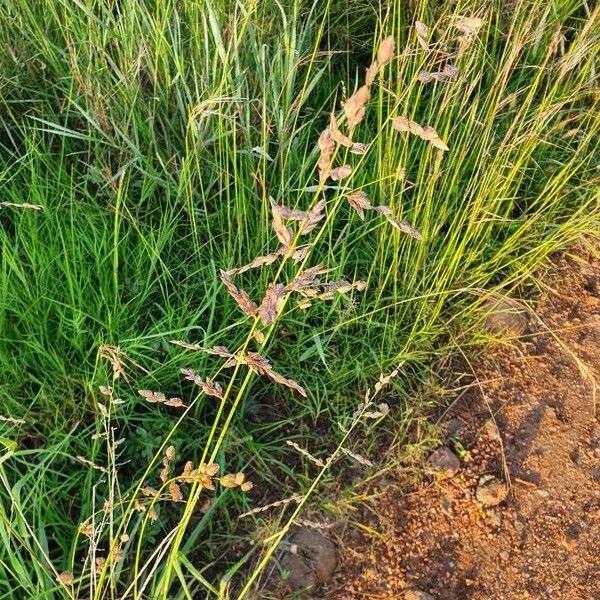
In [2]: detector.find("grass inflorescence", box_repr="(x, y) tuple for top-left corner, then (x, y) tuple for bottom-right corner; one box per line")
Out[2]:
(0, 0), (598, 597)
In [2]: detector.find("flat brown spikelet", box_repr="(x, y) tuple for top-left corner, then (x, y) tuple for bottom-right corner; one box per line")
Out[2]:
(300, 198), (326, 235)
(317, 129), (336, 182)
(330, 113), (352, 147)
(168, 482), (183, 502)
(342, 85), (370, 128)
(376, 36), (395, 67)
(392, 116), (448, 151)
(285, 264), (327, 293)
(269, 197), (293, 247)
(258, 282), (286, 326)
(329, 165), (352, 181)
(227, 250), (283, 275)
(291, 244), (311, 262)
(374, 205), (422, 240)
(245, 351), (307, 397)
(219, 269), (258, 317)
(415, 20), (430, 51)
(346, 191), (371, 219)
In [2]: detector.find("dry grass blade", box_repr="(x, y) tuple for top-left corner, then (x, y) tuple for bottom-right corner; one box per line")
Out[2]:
(219, 269), (258, 318)
(76, 456), (107, 473)
(0, 201), (45, 210)
(0, 415), (26, 425)
(238, 494), (301, 519)
(170, 340), (204, 352)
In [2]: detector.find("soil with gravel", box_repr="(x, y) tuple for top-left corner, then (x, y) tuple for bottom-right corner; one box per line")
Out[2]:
(326, 247), (600, 600)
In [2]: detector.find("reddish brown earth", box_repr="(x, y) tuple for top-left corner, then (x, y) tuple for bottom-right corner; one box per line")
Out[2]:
(327, 247), (600, 600)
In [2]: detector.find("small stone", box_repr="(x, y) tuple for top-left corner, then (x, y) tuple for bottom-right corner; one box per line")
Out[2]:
(428, 446), (461, 479)
(446, 417), (463, 439)
(484, 419), (502, 443)
(499, 551), (510, 561)
(487, 509), (502, 528)
(476, 475), (509, 506)
(405, 591), (435, 600)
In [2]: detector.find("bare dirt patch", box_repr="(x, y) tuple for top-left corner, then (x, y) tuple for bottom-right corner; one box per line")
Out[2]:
(328, 247), (600, 599)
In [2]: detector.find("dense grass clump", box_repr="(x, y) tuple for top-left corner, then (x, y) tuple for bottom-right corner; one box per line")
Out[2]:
(0, 0), (598, 597)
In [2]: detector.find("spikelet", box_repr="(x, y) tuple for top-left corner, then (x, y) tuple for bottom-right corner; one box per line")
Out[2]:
(227, 250), (283, 275)
(286, 440), (325, 467)
(329, 113), (352, 147)
(340, 446), (374, 467)
(418, 64), (459, 83)
(180, 369), (224, 399)
(258, 283), (286, 326)
(244, 352), (307, 397)
(269, 197), (293, 247)
(392, 116), (448, 151)
(168, 482), (183, 502)
(373, 205), (423, 240)
(219, 269), (258, 318)
(138, 389), (187, 408)
(160, 446), (176, 483)
(455, 16), (484, 36)
(58, 571), (74, 585)
(300, 198), (326, 235)
(329, 165), (353, 181)
(415, 21), (430, 51)
(317, 129), (336, 182)
(376, 36), (395, 68)
(346, 191), (371, 220)
(342, 86), (370, 128)
(219, 471), (253, 491)
(285, 264), (327, 293)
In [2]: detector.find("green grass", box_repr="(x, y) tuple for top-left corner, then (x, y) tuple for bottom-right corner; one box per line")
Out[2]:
(0, 0), (598, 597)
